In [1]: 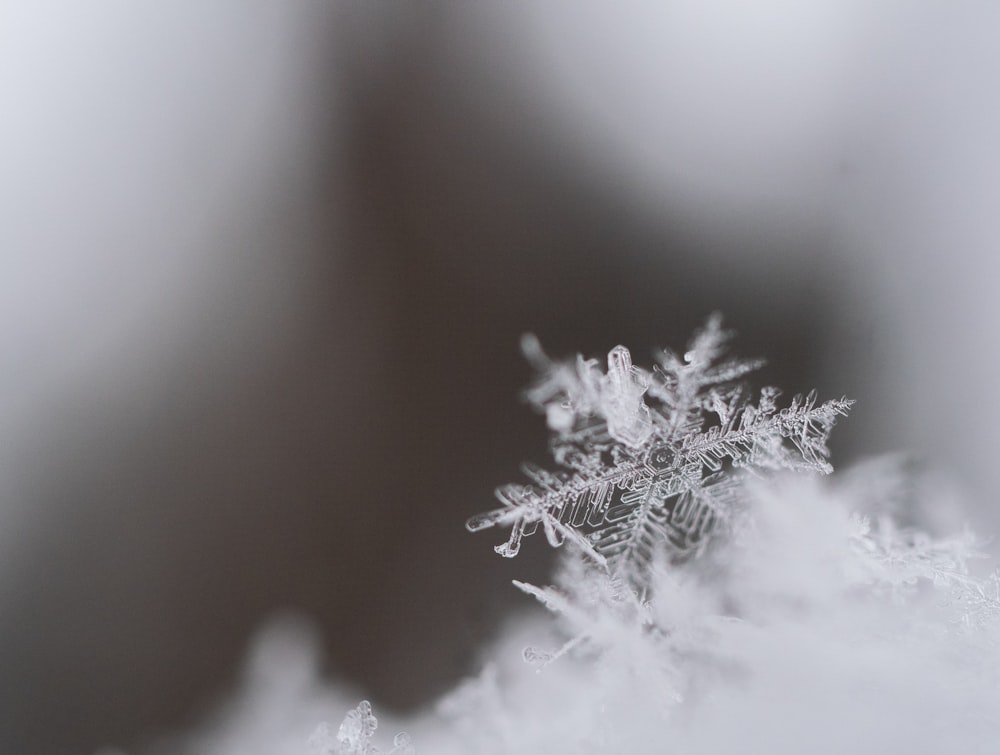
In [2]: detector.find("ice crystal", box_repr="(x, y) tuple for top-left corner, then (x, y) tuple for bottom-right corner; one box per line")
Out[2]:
(849, 514), (983, 596)
(955, 572), (1000, 630)
(513, 562), (656, 673)
(309, 701), (413, 755)
(467, 315), (853, 584)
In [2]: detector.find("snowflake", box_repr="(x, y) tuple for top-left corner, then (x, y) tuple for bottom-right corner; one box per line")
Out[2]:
(467, 314), (853, 585)
(309, 701), (413, 755)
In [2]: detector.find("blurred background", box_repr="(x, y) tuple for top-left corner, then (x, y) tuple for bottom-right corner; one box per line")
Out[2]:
(1, 2), (998, 752)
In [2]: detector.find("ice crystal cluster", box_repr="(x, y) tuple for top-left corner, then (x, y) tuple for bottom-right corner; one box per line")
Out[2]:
(467, 314), (853, 584)
(309, 701), (412, 755)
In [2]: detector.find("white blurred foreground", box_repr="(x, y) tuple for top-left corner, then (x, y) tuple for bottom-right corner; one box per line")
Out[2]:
(159, 468), (1000, 755)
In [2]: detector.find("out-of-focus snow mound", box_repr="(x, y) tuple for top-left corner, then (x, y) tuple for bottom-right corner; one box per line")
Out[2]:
(152, 462), (1000, 754)
(142, 616), (357, 755)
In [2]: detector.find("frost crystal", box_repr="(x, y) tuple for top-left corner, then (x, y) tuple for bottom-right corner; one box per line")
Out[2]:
(850, 514), (983, 596)
(467, 315), (853, 584)
(309, 701), (413, 755)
